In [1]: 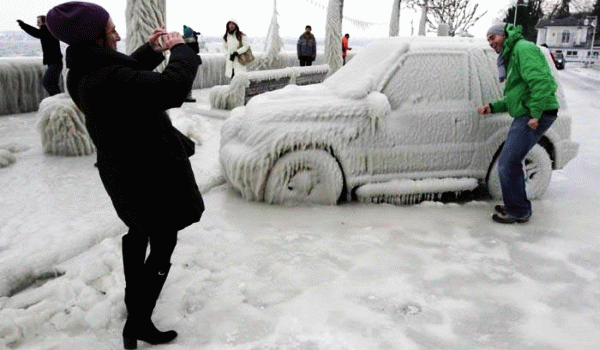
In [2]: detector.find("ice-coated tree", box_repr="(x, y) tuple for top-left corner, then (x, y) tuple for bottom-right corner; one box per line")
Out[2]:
(325, 0), (344, 74)
(389, 0), (402, 36)
(407, 0), (486, 37)
(126, 0), (166, 55)
(418, 0), (428, 36)
(264, 0), (283, 65)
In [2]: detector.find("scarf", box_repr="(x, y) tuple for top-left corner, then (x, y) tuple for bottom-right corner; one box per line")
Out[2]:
(497, 51), (506, 83)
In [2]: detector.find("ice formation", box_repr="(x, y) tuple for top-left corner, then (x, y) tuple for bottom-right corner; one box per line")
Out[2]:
(209, 73), (249, 110)
(36, 93), (96, 157)
(126, 0), (165, 55)
(0, 58), (49, 116)
(356, 177), (479, 205)
(219, 36), (578, 205)
(0, 149), (16, 168)
(263, 0), (284, 65)
(209, 65), (330, 110)
(0, 53), (325, 117)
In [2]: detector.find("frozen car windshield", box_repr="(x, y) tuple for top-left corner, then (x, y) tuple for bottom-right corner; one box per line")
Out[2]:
(323, 38), (410, 99)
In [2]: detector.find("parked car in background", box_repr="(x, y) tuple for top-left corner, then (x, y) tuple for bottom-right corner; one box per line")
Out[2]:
(219, 37), (579, 205)
(553, 52), (565, 70)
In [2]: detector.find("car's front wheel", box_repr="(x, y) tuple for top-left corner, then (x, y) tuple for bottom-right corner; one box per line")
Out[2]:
(487, 144), (553, 200)
(264, 150), (343, 205)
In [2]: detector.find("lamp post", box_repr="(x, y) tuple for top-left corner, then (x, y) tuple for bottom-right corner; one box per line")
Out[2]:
(585, 16), (597, 66)
(513, 2), (528, 25)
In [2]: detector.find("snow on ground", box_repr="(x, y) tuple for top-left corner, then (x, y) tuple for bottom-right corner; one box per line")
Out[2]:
(1, 68), (599, 349)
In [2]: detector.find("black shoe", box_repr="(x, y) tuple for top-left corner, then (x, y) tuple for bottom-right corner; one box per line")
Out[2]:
(492, 212), (531, 224)
(123, 319), (177, 349)
(184, 97), (196, 103)
(494, 205), (506, 215)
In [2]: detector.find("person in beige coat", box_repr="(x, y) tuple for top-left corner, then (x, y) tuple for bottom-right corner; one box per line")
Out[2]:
(222, 19), (250, 79)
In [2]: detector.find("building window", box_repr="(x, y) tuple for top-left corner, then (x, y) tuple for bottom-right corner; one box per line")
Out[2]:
(561, 31), (570, 43)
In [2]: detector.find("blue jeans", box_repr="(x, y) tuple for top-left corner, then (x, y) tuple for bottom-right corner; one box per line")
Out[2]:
(498, 114), (557, 217)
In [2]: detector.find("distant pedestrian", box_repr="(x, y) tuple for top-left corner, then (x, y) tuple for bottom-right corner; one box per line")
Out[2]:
(297, 25), (316, 67)
(223, 19), (250, 79)
(477, 23), (559, 224)
(46, 1), (204, 348)
(183, 24), (202, 102)
(16, 16), (63, 95)
(342, 33), (352, 65)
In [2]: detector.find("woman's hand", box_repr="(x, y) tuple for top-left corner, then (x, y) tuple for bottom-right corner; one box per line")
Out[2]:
(149, 27), (167, 53)
(161, 32), (185, 51)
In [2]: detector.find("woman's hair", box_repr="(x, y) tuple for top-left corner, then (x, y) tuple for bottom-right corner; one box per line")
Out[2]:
(223, 21), (244, 43)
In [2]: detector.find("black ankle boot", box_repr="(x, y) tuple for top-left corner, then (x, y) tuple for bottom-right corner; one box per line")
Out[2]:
(123, 317), (177, 349)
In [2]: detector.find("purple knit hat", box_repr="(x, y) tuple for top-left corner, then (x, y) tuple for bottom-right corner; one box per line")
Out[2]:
(46, 1), (110, 45)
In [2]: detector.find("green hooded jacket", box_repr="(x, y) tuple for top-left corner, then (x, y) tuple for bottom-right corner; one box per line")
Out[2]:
(490, 24), (559, 119)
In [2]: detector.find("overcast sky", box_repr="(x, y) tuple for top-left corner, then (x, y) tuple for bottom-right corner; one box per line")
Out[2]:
(2, 0), (514, 39)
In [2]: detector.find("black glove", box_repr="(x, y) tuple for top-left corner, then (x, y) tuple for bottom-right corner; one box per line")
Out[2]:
(230, 51), (239, 61)
(17, 20), (24, 25)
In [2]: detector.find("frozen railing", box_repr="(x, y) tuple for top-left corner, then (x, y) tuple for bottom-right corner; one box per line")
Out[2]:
(0, 51), (326, 116)
(209, 64), (330, 110)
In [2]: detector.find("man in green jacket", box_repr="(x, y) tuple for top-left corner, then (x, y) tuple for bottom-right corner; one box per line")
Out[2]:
(477, 23), (559, 224)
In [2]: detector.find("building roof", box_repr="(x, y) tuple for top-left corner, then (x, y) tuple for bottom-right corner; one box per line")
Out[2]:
(536, 17), (586, 29)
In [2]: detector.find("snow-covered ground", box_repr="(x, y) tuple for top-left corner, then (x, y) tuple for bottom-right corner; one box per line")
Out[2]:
(0, 66), (599, 349)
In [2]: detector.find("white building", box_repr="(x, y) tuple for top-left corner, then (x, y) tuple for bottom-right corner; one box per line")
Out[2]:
(536, 17), (598, 62)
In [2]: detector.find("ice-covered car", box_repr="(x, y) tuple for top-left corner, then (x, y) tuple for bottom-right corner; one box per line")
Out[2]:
(219, 37), (579, 205)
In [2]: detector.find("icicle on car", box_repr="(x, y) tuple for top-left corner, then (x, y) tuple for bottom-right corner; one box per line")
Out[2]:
(219, 36), (579, 205)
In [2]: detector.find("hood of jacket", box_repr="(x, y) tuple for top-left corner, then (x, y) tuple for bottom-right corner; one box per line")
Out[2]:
(501, 24), (524, 63)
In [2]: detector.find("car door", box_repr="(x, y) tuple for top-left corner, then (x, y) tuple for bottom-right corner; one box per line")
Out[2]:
(376, 51), (477, 174)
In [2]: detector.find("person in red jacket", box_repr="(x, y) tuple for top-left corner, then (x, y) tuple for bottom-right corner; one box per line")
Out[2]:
(342, 33), (352, 65)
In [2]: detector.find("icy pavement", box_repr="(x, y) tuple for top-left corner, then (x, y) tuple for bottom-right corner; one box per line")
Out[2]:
(1, 73), (600, 349)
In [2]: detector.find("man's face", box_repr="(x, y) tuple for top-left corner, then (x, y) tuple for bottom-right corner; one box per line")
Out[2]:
(305, 27), (311, 34)
(104, 18), (120, 51)
(36, 17), (43, 27)
(487, 33), (505, 53)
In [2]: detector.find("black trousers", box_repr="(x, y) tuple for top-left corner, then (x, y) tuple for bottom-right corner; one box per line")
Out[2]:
(299, 58), (313, 67)
(43, 63), (63, 96)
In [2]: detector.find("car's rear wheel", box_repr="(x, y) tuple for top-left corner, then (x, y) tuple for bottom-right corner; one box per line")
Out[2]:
(487, 144), (552, 200)
(264, 150), (343, 205)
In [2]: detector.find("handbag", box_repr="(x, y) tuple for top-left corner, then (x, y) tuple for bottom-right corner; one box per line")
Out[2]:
(237, 41), (255, 65)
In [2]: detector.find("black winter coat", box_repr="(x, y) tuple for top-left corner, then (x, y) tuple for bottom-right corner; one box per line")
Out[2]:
(66, 42), (204, 231)
(297, 33), (316, 61)
(18, 22), (63, 65)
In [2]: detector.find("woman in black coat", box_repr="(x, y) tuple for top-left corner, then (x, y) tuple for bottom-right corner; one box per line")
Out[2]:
(46, 2), (204, 349)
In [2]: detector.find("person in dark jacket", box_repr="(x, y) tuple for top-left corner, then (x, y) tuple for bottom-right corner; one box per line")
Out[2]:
(182, 25), (201, 102)
(477, 23), (559, 224)
(17, 15), (63, 95)
(297, 25), (316, 66)
(46, 2), (204, 349)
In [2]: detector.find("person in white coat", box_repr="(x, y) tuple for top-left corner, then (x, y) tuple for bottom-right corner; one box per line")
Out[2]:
(222, 19), (250, 79)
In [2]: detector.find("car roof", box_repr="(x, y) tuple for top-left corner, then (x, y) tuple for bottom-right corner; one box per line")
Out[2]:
(323, 36), (492, 99)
